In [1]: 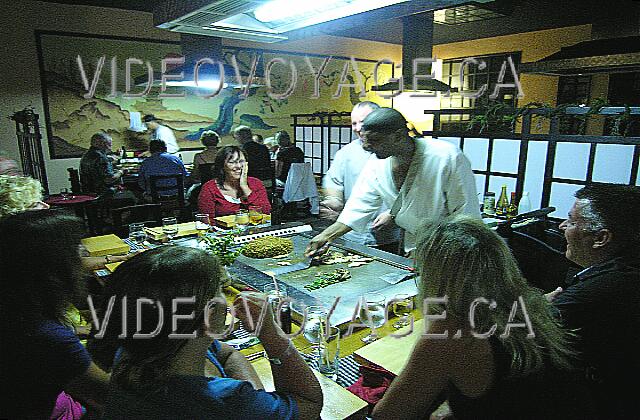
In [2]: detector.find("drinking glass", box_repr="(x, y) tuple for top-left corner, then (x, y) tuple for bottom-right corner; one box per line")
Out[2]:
(263, 284), (291, 333)
(249, 206), (263, 225)
(360, 292), (386, 344)
(194, 213), (211, 237)
(162, 217), (179, 242)
(318, 326), (340, 380)
(128, 222), (147, 247)
(60, 188), (70, 200)
(392, 294), (413, 329)
(235, 209), (249, 230)
(302, 306), (328, 346)
(263, 283), (287, 312)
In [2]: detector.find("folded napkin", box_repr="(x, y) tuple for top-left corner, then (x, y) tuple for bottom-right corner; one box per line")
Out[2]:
(347, 363), (396, 406)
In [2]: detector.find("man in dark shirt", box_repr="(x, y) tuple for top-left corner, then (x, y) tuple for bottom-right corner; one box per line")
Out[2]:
(274, 130), (304, 185)
(552, 183), (640, 418)
(233, 125), (272, 182)
(79, 132), (122, 195)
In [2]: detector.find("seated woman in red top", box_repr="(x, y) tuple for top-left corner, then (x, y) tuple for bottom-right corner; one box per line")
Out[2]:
(198, 145), (271, 218)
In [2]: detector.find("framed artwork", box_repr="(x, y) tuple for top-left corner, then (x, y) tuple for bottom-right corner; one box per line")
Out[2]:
(36, 31), (393, 159)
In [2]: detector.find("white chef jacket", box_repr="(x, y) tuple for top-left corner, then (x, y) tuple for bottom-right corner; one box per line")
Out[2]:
(324, 139), (400, 246)
(338, 137), (480, 252)
(152, 124), (179, 155)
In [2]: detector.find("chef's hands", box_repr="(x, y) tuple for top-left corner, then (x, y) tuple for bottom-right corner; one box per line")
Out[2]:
(371, 210), (394, 231)
(305, 233), (331, 257)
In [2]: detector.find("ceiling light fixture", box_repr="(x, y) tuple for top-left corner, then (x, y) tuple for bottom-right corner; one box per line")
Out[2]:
(250, 0), (411, 33)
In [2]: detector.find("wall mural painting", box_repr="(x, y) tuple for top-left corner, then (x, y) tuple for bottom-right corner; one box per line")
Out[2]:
(36, 32), (393, 159)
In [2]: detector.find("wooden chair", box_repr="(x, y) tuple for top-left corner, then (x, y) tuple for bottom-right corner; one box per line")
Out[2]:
(149, 174), (189, 220)
(111, 203), (162, 238)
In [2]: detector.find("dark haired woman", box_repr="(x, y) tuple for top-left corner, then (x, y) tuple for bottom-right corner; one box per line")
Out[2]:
(372, 215), (596, 420)
(100, 246), (323, 419)
(198, 145), (271, 218)
(0, 210), (110, 418)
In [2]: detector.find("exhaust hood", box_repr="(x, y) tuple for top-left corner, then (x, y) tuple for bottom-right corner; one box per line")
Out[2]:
(520, 36), (640, 76)
(153, 0), (413, 43)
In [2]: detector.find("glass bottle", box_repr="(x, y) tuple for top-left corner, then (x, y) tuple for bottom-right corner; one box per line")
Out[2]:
(495, 185), (509, 216)
(507, 192), (518, 219)
(518, 191), (532, 214)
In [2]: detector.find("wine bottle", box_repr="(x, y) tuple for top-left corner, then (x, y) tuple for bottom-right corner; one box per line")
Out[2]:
(271, 190), (282, 226)
(507, 192), (518, 219)
(496, 185), (509, 216)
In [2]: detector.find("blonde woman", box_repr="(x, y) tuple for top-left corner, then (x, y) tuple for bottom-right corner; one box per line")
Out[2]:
(0, 175), (49, 218)
(0, 175), (131, 270)
(373, 215), (596, 420)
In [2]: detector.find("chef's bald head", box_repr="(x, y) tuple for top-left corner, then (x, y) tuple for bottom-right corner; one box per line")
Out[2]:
(361, 108), (408, 135)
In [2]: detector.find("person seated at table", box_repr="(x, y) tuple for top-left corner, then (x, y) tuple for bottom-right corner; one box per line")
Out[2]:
(233, 125), (272, 182)
(0, 175), (133, 269)
(0, 210), (111, 419)
(264, 136), (279, 160)
(552, 184), (640, 418)
(191, 130), (220, 184)
(198, 145), (271, 218)
(80, 132), (124, 196)
(0, 174), (49, 218)
(99, 246), (323, 419)
(138, 139), (187, 198)
(275, 130), (304, 187)
(372, 215), (596, 420)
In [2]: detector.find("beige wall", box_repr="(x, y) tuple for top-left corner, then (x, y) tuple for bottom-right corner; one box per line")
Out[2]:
(434, 25), (593, 107)
(0, 1), (400, 193)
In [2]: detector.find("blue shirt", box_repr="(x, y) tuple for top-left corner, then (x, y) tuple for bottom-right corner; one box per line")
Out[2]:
(104, 370), (298, 419)
(1, 319), (91, 418)
(138, 152), (187, 195)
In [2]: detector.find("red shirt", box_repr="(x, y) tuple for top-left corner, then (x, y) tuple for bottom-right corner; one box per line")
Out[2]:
(198, 177), (271, 218)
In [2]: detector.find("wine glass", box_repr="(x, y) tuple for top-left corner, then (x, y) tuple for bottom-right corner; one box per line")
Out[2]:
(235, 209), (249, 230)
(128, 222), (147, 247)
(194, 213), (211, 237)
(60, 188), (70, 200)
(392, 294), (413, 329)
(162, 217), (179, 243)
(360, 293), (386, 344)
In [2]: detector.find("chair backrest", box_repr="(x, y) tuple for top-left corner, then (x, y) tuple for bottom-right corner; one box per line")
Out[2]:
(199, 163), (215, 184)
(149, 174), (185, 204)
(111, 203), (162, 238)
(67, 167), (82, 194)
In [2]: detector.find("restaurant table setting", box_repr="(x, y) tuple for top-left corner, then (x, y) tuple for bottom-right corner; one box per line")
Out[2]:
(86, 216), (423, 419)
